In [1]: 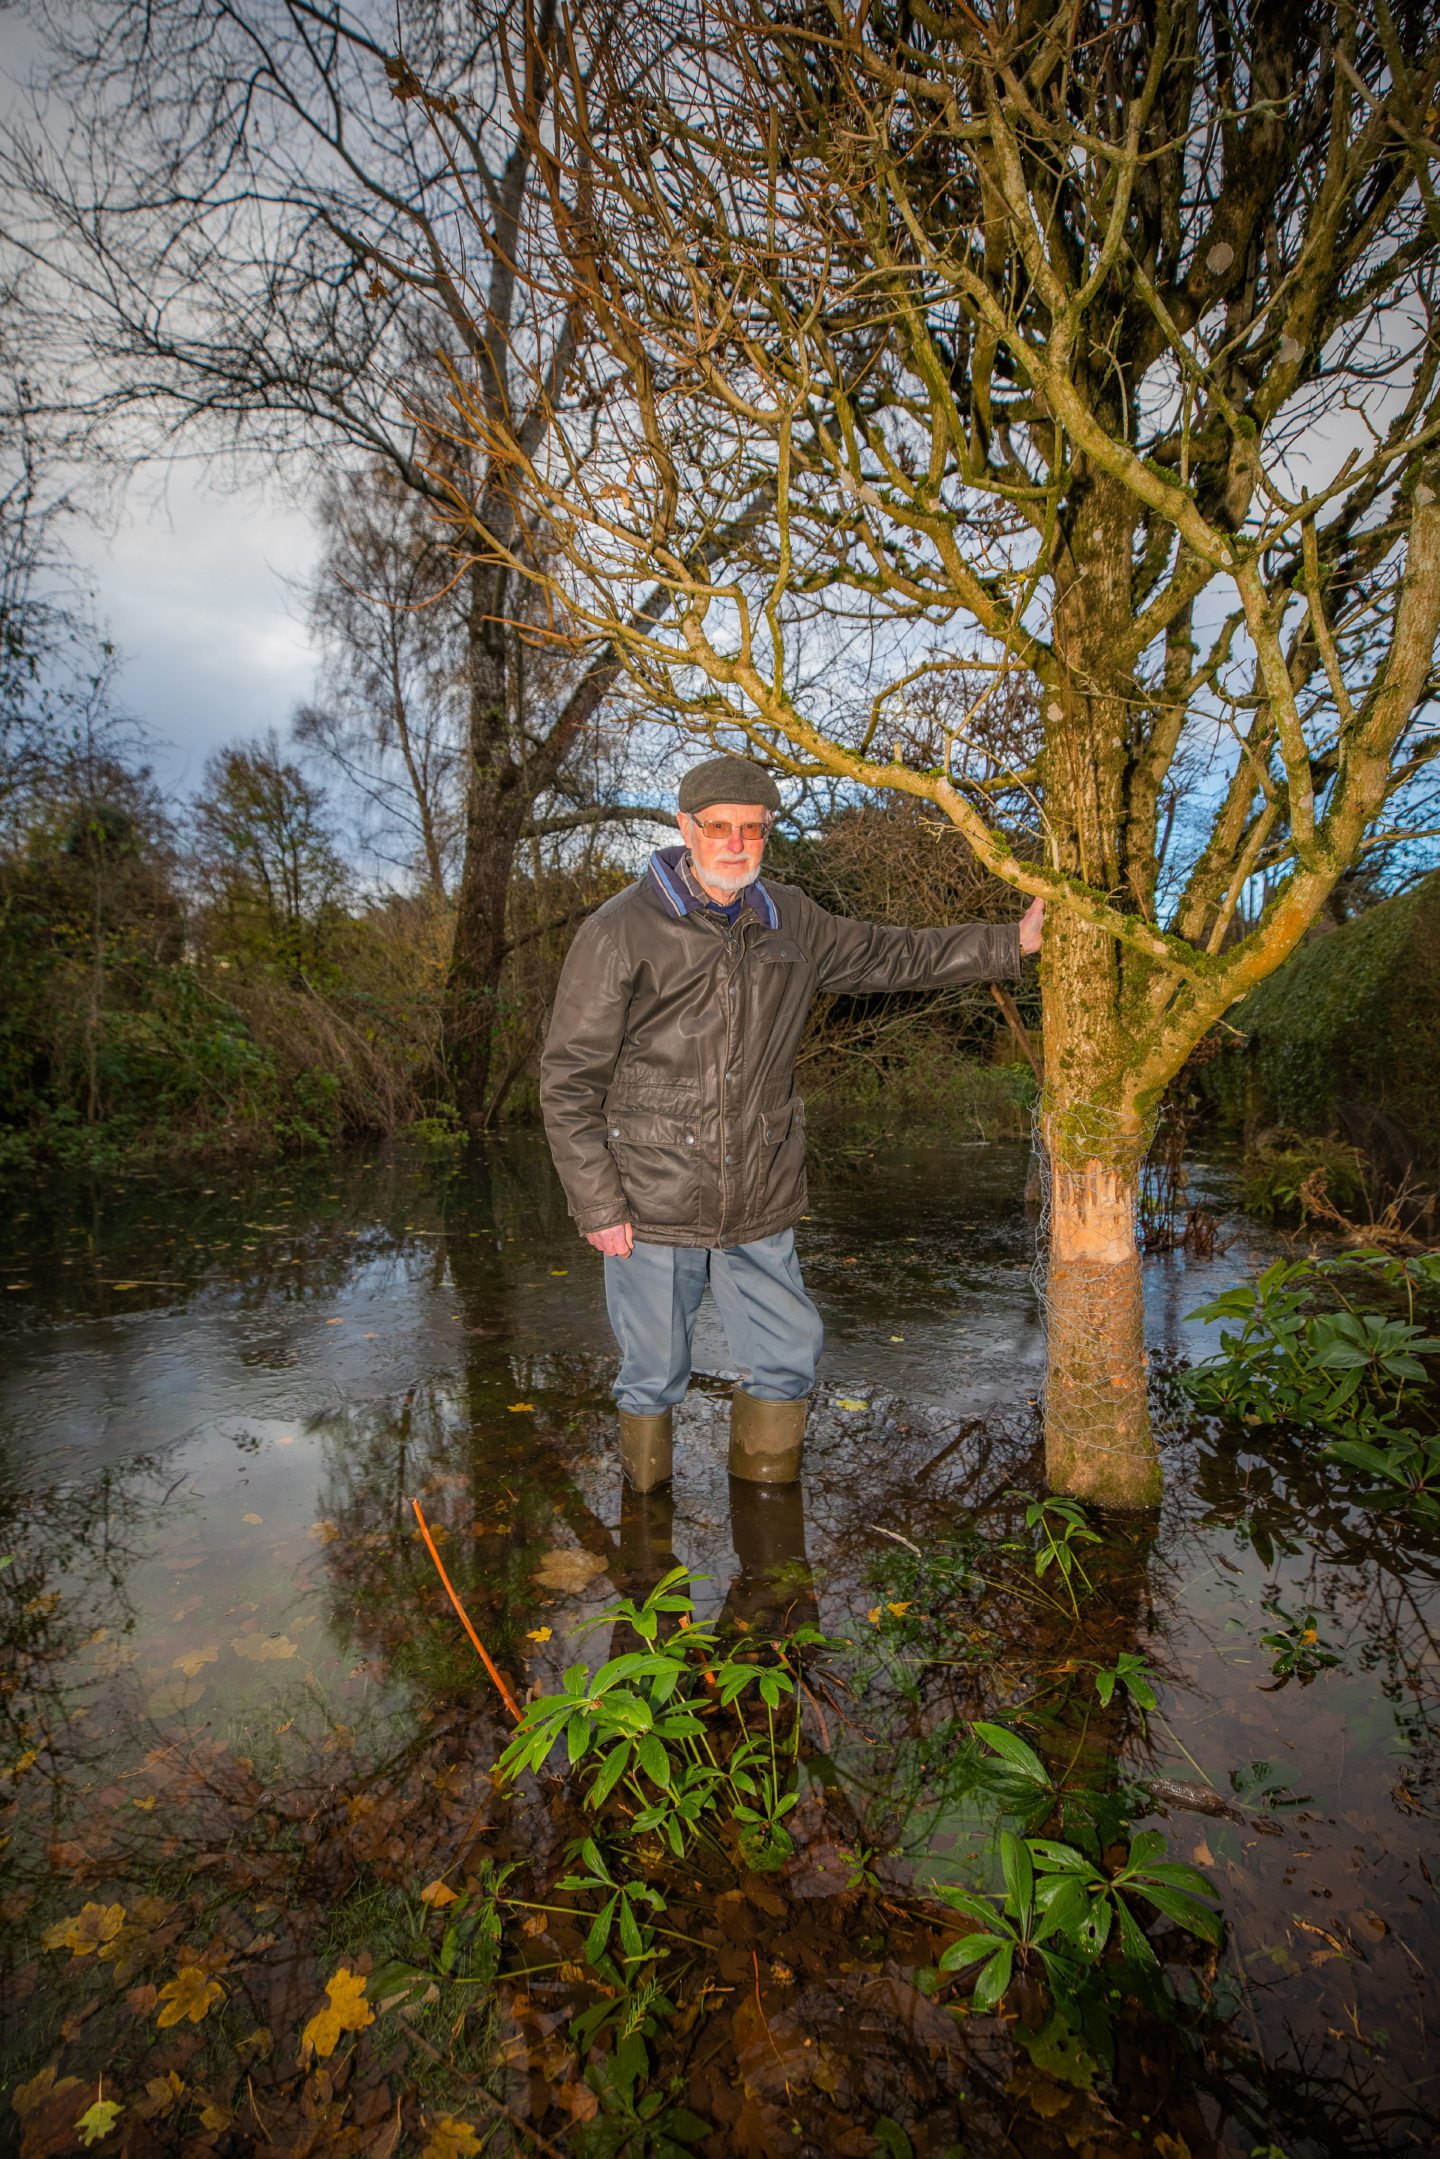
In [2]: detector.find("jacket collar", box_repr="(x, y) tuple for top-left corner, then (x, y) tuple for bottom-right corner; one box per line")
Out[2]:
(646, 844), (779, 929)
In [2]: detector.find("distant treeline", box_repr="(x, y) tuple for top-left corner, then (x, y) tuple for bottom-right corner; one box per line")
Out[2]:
(0, 740), (1036, 1175)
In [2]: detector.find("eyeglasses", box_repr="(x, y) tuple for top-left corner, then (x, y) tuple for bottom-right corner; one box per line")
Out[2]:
(686, 815), (774, 844)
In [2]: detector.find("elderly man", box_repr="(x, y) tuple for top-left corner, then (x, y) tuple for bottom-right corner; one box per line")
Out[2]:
(541, 754), (1042, 1493)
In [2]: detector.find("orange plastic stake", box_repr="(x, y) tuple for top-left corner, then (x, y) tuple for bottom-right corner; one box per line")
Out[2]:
(411, 1498), (521, 1722)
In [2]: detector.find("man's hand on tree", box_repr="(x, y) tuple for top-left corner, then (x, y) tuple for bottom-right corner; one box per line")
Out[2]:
(1019, 896), (1045, 955)
(587, 1223), (634, 1258)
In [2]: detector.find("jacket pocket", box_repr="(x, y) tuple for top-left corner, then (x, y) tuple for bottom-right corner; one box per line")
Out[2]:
(758, 1095), (807, 1219)
(605, 1107), (703, 1231)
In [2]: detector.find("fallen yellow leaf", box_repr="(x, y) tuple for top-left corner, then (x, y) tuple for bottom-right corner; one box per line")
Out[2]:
(867, 1607), (881, 1627)
(299, 1965), (373, 2063)
(419, 1879), (458, 1909)
(886, 1601), (913, 1618)
(156, 1966), (224, 2028)
(231, 1633), (298, 1662)
(43, 1902), (126, 1955)
(12, 1748), (37, 1774)
(241, 1512), (263, 1525)
(835, 1398), (869, 1412)
(422, 2119), (483, 2159)
(526, 1627), (552, 1643)
(145, 1678), (205, 1716)
(507, 1402), (535, 1413)
(534, 1548), (608, 1593)
(172, 1646), (218, 1678)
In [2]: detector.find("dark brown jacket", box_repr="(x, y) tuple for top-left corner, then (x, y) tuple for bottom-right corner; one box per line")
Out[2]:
(540, 849), (1022, 1247)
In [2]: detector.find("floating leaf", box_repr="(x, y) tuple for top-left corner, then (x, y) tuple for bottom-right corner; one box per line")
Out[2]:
(418, 1880), (458, 1909)
(172, 1647), (218, 1679)
(77, 2097), (124, 2146)
(299, 1966), (373, 2063)
(231, 1633), (298, 1662)
(535, 1548), (607, 1593)
(835, 1397), (869, 1412)
(44, 1903), (126, 1956)
(422, 2120), (483, 2159)
(156, 1967), (224, 2028)
(526, 1627), (552, 1643)
(145, 1678), (204, 1716)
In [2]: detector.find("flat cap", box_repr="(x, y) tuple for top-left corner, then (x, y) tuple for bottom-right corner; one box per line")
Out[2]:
(678, 754), (782, 815)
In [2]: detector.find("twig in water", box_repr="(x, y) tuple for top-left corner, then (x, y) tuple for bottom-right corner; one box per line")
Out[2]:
(411, 1498), (521, 1722)
(867, 1523), (923, 1558)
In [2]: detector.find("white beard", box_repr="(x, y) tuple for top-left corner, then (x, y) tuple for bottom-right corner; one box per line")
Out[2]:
(701, 862), (755, 894)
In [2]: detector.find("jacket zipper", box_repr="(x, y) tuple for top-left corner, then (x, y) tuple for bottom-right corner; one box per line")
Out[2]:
(717, 915), (744, 1242)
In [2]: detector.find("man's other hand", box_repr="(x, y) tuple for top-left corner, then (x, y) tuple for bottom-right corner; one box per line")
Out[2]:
(1019, 896), (1045, 955)
(587, 1223), (634, 1258)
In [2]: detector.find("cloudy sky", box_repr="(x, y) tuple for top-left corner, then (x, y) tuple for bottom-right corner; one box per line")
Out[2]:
(67, 463), (320, 797)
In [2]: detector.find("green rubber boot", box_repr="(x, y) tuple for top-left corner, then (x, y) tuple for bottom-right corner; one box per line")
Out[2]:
(618, 1408), (674, 1494)
(728, 1388), (806, 1486)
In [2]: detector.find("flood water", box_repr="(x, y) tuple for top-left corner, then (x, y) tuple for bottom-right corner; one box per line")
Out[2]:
(1, 1133), (1437, 2157)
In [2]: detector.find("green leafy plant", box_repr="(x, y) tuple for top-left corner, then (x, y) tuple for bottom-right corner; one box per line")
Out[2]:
(1258, 1603), (1342, 1684)
(1093, 1652), (1158, 1714)
(559, 1840), (667, 1974)
(569, 2029), (711, 2158)
(496, 1571), (840, 1911)
(934, 1826), (1221, 2013)
(1006, 1493), (1102, 1620)
(1181, 1253), (1440, 1441)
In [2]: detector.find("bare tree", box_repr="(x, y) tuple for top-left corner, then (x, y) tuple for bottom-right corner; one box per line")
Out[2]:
(192, 729), (348, 980)
(4, 0), (677, 1120)
(421, 0), (1440, 1501)
(296, 460), (465, 903)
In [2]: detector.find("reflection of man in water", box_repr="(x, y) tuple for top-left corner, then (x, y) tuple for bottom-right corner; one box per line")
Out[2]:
(541, 755), (1042, 1493)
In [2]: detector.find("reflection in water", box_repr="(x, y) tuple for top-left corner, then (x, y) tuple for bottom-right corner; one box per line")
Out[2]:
(0, 1134), (1436, 2154)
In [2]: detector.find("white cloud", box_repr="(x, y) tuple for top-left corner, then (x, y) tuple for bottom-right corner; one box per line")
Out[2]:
(68, 465), (320, 794)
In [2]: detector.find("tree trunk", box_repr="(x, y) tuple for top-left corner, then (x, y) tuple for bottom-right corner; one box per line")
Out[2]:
(442, 558), (523, 1128)
(1041, 468), (1162, 1507)
(443, 804), (522, 1126)
(1039, 922), (1161, 1510)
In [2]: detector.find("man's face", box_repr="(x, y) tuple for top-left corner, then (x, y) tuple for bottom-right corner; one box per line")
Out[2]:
(678, 801), (772, 895)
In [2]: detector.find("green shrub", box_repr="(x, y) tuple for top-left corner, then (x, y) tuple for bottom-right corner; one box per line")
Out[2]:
(1240, 1134), (1369, 1222)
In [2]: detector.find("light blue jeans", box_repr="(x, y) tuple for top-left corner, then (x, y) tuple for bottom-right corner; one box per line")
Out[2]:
(604, 1230), (824, 1416)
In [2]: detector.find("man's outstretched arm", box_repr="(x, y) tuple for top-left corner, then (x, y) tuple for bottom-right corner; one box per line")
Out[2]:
(801, 891), (1043, 993)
